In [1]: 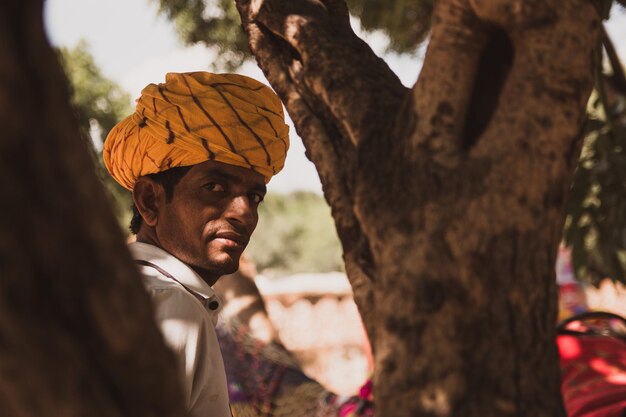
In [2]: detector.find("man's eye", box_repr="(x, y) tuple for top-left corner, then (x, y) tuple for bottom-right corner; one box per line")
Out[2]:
(204, 183), (225, 192)
(249, 193), (264, 204)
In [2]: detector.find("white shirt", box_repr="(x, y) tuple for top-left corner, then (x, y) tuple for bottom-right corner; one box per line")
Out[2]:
(129, 242), (231, 417)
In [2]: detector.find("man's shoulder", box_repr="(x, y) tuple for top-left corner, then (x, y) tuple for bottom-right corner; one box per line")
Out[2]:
(136, 266), (206, 320)
(139, 264), (182, 291)
(134, 267), (202, 322)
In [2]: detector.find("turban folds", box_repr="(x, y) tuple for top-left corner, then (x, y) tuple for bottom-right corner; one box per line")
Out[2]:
(103, 72), (289, 190)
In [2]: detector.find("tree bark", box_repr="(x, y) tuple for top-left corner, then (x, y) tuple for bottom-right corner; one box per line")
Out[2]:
(0, 1), (186, 416)
(235, 0), (599, 415)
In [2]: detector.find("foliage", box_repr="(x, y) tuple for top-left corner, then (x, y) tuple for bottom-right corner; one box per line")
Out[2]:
(246, 191), (344, 276)
(153, 0), (626, 65)
(58, 41), (133, 140)
(154, 0), (626, 64)
(563, 29), (626, 286)
(57, 42), (134, 230)
(153, 0), (434, 69)
(154, 0), (249, 70)
(345, 0), (434, 53)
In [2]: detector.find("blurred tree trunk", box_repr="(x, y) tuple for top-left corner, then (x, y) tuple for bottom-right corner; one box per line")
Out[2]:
(0, 1), (185, 416)
(234, 0), (600, 415)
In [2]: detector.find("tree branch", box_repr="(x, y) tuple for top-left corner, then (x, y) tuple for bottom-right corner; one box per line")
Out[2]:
(243, 0), (407, 147)
(236, 14), (377, 338)
(601, 25), (626, 96)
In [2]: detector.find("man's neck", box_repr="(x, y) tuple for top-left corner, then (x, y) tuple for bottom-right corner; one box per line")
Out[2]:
(135, 230), (159, 248)
(189, 266), (220, 287)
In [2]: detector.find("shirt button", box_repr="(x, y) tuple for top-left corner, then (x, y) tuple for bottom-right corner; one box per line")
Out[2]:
(207, 300), (220, 310)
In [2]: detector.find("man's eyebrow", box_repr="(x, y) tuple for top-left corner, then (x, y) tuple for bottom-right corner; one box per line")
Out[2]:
(201, 169), (266, 193)
(253, 183), (267, 195)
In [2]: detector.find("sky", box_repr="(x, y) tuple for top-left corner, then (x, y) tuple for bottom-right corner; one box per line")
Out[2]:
(44, 0), (626, 193)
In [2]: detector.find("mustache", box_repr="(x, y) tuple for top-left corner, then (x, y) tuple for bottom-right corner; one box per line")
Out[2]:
(207, 224), (251, 245)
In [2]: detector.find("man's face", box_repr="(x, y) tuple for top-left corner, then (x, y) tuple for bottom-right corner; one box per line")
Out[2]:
(155, 161), (266, 283)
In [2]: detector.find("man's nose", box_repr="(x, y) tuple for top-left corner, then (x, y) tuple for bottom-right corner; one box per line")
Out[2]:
(224, 195), (256, 227)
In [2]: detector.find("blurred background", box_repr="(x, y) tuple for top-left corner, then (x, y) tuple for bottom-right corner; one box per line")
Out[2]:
(44, 0), (626, 396)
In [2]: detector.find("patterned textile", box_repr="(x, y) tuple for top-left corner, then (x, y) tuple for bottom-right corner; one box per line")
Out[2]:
(558, 312), (626, 417)
(104, 72), (289, 189)
(216, 318), (373, 417)
(220, 311), (626, 417)
(337, 380), (373, 417)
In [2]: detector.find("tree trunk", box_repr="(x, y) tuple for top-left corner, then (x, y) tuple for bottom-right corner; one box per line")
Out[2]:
(234, 0), (599, 415)
(0, 1), (186, 416)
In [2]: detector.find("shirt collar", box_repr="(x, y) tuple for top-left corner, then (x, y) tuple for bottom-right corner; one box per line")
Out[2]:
(129, 241), (219, 304)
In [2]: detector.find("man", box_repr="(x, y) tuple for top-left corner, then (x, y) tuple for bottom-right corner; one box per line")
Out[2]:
(103, 72), (289, 417)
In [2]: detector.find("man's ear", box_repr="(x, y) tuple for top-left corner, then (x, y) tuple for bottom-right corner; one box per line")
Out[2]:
(133, 177), (163, 227)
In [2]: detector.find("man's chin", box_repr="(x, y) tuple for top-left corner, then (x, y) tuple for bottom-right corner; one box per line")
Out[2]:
(206, 252), (241, 276)
(213, 259), (239, 276)
(190, 257), (239, 286)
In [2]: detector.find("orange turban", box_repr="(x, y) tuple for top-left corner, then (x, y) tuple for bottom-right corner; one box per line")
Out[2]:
(103, 72), (289, 190)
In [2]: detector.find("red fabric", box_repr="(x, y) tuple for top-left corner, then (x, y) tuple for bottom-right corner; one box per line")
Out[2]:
(558, 335), (626, 417)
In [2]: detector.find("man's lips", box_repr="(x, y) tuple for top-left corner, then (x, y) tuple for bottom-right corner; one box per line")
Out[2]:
(213, 231), (248, 248)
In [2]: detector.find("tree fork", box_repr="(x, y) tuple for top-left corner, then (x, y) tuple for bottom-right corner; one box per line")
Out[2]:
(237, 0), (598, 415)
